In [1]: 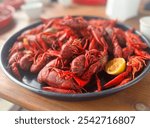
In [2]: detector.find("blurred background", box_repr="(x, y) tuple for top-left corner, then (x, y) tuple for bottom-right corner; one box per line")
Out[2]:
(0, 0), (150, 110)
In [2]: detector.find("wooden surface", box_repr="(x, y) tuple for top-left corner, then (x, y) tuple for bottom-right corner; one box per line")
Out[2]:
(0, 3), (150, 111)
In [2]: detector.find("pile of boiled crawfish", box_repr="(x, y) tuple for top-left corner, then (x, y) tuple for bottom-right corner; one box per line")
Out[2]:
(8, 16), (150, 94)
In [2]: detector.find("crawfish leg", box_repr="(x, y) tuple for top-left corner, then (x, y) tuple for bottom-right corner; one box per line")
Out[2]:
(42, 86), (77, 94)
(95, 74), (102, 92)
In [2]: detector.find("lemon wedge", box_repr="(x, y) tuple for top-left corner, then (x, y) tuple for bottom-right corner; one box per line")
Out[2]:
(105, 58), (126, 75)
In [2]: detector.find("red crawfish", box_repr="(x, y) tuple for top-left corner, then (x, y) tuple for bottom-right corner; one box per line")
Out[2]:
(8, 50), (33, 79)
(37, 58), (83, 93)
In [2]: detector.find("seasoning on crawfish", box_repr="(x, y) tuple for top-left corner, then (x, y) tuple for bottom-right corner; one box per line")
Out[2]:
(8, 16), (150, 94)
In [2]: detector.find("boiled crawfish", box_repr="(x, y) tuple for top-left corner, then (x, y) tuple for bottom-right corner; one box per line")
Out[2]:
(8, 16), (150, 94)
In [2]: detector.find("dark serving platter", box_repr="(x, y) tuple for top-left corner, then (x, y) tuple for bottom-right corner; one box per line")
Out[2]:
(1, 16), (150, 100)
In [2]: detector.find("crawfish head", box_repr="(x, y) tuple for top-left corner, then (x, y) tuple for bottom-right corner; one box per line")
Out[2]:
(30, 49), (60, 73)
(8, 51), (24, 79)
(86, 49), (107, 73)
(71, 49), (108, 81)
(38, 66), (87, 92)
(125, 31), (148, 49)
(30, 53), (48, 73)
(19, 51), (33, 70)
(71, 55), (86, 76)
(85, 49), (107, 68)
(8, 50), (33, 79)
(71, 49), (108, 92)
(60, 38), (84, 60)
(37, 58), (66, 82)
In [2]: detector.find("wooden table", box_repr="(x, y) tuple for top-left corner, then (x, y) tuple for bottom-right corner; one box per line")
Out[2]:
(0, 3), (150, 111)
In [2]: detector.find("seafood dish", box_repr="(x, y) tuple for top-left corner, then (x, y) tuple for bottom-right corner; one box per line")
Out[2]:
(7, 16), (150, 94)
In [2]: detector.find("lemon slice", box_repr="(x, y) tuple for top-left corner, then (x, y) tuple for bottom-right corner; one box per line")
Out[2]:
(105, 58), (126, 75)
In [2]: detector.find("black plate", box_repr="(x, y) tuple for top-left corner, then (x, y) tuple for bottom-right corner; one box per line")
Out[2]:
(1, 16), (150, 100)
